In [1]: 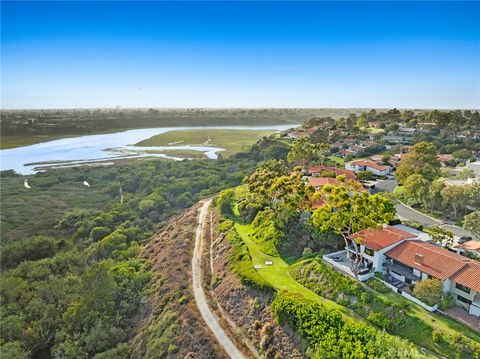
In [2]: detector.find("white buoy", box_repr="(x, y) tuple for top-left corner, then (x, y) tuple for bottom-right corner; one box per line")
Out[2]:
(24, 179), (31, 189)
(83, 181), (90, 187)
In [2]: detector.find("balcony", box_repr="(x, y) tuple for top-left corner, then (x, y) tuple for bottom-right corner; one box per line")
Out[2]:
(383, 262), (421, 282)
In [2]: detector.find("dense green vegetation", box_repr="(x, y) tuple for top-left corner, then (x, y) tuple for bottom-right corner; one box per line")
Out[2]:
(289, 258), (480, 358)
(395, 141), (479, 222)
(0, 157), (258, 358)
(271, 292), (423, 358)
(136, 129), (278, 156)
(216, 216), (272, 291)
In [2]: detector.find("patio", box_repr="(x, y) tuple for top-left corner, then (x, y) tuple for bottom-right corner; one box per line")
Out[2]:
(323, 250), (374, 281)
(444, 306), (480, 333)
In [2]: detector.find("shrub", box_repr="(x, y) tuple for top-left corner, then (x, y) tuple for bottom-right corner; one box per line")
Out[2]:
(1, 236), (58, 269)
(216, 189), (235, 216)
(438, 294), (455, 311)
(250, 210), (282, 256)
(90, 226), (112, 241)
(432, 329), (480, 358)
(401, 220), (423, 231)
(366, 278), (391, 294)
(412, 279), (442, 306)
(218, 218), (234, 233)
(271, 292), (421, 358)
(367, 311), (391, 330)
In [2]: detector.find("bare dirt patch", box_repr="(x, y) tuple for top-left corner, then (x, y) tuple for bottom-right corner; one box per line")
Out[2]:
(130, 203), (227, 359)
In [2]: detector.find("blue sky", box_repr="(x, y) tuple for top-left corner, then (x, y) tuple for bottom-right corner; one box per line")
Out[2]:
(1, 1), (479, 109)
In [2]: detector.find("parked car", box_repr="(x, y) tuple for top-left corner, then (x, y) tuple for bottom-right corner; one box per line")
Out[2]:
(458, 236), (473, 244)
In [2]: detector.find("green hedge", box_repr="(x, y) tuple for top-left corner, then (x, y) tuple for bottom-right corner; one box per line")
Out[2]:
(271, 292), (421, 359)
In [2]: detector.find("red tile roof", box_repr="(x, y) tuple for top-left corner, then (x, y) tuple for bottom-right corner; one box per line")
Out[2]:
(437, 154), (454, 162)
(349, 160), (389, 171)
(451, 261), (480, 292)
(385, 241), (470, 280)
(351, 226), (416, 250)
(308, 165), (357, 179)
(308, 177), (366, 192)
(308, 177), (340, 188)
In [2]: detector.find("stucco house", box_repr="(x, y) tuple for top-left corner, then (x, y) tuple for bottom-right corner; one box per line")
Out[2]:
(345, 159), (391, 176)
(324, 225), (480, 317)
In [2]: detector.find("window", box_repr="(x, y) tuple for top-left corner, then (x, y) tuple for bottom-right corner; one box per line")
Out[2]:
(455, 283), (471, 294)
(457, 295), (472, 305)
(364, 248), (374, 256)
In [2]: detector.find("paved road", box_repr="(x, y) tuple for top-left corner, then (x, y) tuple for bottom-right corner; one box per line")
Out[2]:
(192, 200), (246, 359)
(375, 179), (475, 239)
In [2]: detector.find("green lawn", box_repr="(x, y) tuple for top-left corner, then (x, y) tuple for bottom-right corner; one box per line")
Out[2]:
(328, 155), (345, 166)
(135, 129), (277, 156)
(235, 223), (344, 309)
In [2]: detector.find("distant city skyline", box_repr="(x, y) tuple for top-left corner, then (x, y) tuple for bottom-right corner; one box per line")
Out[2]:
(1, 1), (479, 109)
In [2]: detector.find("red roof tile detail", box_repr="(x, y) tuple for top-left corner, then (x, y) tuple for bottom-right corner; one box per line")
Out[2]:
(352, 226), (416, 251)
(451, 261), (480, 292)
(308, 177), (340, 187)
(437, 154), (454, 162)
(385, 241), (470, 280)
(308, 177), (366, 192)
(349, 160), (389, 171)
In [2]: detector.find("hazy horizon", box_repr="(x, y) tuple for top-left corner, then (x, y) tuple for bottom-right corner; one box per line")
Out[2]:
(2, 106), (479, 111)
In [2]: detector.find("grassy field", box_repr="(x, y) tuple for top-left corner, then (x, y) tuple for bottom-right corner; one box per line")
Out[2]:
(144, 149), (208, 159)
(1, 134), (73, 149)
(234, 223), (346, 310)
(135, 129), (277, 156)
(328, 155), (345, 166)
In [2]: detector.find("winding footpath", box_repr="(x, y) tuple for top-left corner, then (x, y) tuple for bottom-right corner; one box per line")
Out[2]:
(192, 200), (246, 359)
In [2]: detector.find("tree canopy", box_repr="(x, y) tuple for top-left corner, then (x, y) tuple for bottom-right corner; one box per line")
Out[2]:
(464, 211), (480, 238)
(287, 137), (330, 168)
(311, 186), (395, 277)
(395, 142), (441, 184)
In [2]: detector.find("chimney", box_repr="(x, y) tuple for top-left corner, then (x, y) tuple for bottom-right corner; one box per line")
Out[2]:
(414, 253), (424, 265)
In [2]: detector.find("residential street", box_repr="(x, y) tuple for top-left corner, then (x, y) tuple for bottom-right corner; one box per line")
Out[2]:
(375, 179), (475, 239)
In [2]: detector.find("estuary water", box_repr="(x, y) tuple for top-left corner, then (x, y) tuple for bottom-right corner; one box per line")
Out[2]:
(0, 125), (293, 175)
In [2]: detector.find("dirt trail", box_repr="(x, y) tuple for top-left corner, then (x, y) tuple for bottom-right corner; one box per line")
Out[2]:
(192, 200), (246, 359)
